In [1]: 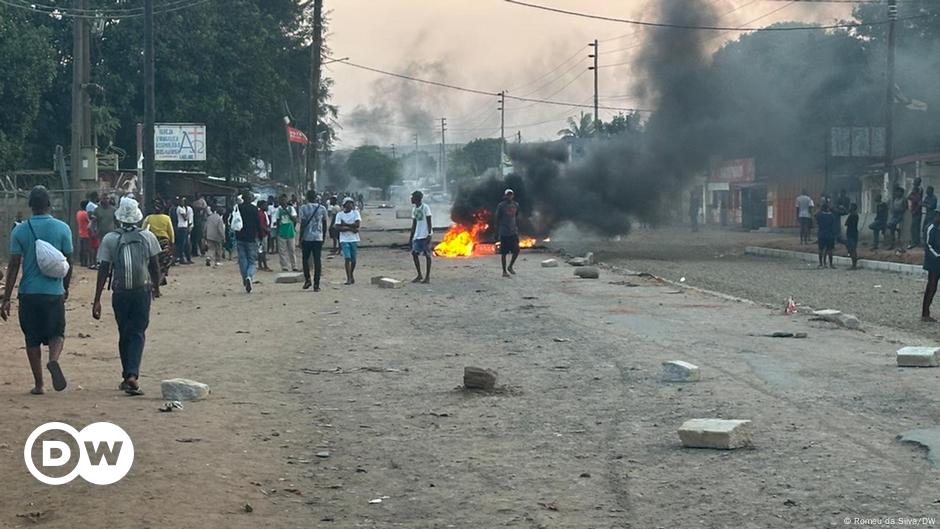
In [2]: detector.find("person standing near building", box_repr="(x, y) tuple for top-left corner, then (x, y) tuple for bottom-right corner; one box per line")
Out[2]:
(494, 189), (521, 278)
(174, 197), (194, 264)
(844, 203), (860, 270)
(204, 206), (226, 266)
(91, 195), (116, 268)
(1, 186), (73, 394)
(328, 195), (341, 255)
(870, 195), (889, 250)
(256, 200), (272, 272)
(886, 186), (908, 250)
(92, 197), (161, 395)
(409, 190), (433, 283)
(142, 202), (175, 284)
(76, 200), (91, 267)
(299, 190), (328, 291)
(795, 189), (814, 245)
(191, 194), (208, 258)
(336, 197), (361, 285)
(276, 194), (298, 272)
(908, 178), (924, 248)
(815, 202), (838, 269)
(922, 210), (940, 322)
(235, 192), (261, 293)
(923, 186), (937, 247)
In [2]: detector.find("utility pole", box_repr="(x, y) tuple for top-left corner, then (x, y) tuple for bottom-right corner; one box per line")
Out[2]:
(144, 0), (156, 212)
(306, 0), (324, 191)
(69, 0), (85, 223)
(391, 143), (397, 159)
(413, 133), (419, 180)
(440, 117), (447, 195)
(516, 131), (522, 144)
(589, 39), (599, 135)
(883, 0), (898, 187)
(498, 91), (506, 173)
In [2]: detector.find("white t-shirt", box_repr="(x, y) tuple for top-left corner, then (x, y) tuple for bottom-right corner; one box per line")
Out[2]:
(176, 206), (194, 228)
(336, 209), (361, 243)
(795, 195), (814, 218)
(412, 203), (432, 241)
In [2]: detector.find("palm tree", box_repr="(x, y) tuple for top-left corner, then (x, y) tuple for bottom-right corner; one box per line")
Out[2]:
(557, 112), (595, 139)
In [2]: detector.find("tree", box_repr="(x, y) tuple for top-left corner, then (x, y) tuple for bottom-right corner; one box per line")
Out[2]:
(599, 112), (643, 139)
(557, 113), (595, 139)
(346, 145), (400, 194)
(451, 138), (501, 179)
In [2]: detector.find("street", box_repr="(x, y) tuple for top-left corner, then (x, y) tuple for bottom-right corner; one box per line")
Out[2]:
(2, 210), (940, 528)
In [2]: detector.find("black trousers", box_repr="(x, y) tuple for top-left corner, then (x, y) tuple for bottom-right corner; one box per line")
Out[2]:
(924, 271), (940, 318)
(301, 240), (323, 287)
(113, 288), (151, 379)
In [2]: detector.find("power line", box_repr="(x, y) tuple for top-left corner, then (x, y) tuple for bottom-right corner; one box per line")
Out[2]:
(331, 58), (651, 112)
(0, 0), (211, 18)
(503, 0), (927, 31)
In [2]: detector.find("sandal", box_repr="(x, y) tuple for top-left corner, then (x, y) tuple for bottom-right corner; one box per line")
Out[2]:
(46, 361), (67, 392)
(124, 378), (144, 396)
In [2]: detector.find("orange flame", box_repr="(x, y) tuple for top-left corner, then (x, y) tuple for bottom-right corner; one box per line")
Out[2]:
(434, 210), (540, 257)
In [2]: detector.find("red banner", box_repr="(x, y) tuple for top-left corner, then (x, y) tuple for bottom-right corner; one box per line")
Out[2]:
(287, 126), (309, 145)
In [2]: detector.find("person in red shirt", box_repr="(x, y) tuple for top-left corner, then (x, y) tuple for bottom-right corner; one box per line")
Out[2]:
(257, 199), (272, 272)
(76, 200), (91, 267)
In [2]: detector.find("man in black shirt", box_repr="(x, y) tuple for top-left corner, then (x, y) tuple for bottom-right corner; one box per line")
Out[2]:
(235, 191), (261, 293)
(845, 203), (859, 269)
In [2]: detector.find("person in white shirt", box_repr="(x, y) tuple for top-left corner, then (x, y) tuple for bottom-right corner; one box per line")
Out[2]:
(795, 190), (815, 245)
(408, 190), (432, 283)
(335, 197), (361, 285)
(175, 197), (194, 264)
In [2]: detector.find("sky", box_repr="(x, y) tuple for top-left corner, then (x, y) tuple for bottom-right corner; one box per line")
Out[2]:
(326, 0), (851, 148)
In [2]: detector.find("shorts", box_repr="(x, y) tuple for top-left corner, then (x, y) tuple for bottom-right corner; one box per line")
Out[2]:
(18, 294), (66, 348)
(845, 237), (858, 251)
(499, 235), (520, 255)
(411, 237), (431, 256)
(818, 237), (835, 251)
(340, 241), (358, 261)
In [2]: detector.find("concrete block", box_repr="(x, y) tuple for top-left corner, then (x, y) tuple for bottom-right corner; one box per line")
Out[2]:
(574, 266), (599, 279)
(378, 278), (403, 289)
(567, 257), (589, 267)
(275, 272), (304, 284)
(897, 347), (940, 367)
(371, 276), (389, 285)
(678, 419), (752, 450)
(813, 309), (860, 329)
(161, 378), (211, 401)
(661, 360), (701, 382)
(541, 259), (559, 268)
(463, 367), (497, 390)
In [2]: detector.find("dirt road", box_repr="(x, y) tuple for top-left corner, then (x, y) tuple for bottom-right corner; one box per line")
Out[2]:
(2, 213), (940, 527)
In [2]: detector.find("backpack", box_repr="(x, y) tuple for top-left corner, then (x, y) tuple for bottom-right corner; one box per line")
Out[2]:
(110, 229), (151, 291)
(27, 220), (70, 279)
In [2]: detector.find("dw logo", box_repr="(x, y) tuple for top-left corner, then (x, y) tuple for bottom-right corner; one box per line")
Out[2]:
(24, 422), (134, 485)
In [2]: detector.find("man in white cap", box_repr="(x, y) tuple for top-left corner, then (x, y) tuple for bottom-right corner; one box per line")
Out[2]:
(494, 188), (521, 277)
(92, 196), (162, 396)
(335, 197), (361, 284)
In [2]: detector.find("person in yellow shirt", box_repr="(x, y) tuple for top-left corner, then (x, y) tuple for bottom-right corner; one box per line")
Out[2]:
(143, 201), (175, 285)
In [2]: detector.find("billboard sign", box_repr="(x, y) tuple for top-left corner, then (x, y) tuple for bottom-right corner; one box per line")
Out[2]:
(710, 158), (755, 184)
(155, 123), (206, 161)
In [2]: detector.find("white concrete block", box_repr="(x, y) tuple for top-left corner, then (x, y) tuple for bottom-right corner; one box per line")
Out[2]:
(678, 419), (752, 450)
(371, 276), (389, 285)
(161, 378), (211, 401)
(661, 361), (701, 382)
(897, 347), (940, 367)
(541, 259), (559, 268)
(378, 278), (403, 289)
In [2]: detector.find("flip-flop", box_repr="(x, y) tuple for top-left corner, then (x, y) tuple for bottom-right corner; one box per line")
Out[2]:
(124, 387), (145, 396)
(30, 387), (44, 395)
(118, 380), (129, 391)
(46, 361), (67, 392)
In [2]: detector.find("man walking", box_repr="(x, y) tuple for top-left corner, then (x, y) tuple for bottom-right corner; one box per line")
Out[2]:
(815, 201), (838, 269)
(191, 194), (208, 258)
(91, 194), (116, 267)
(174, 197), (194, 264)
(204, 206), (225, 266)
(909, 178), (924, 248)
(886, 186), (907, 250)
(235, 192), (261, 293)
(922, 210), (940, 322)
(276, 194), (298, 272)
(299, 190), (328, 291)
(494, 189), (521, 278)
(336, 197), (361, 285)
(795, 189), (814, 245)
(76, 200), (91, 267)
(871, 194), (888, 250)
(1, 186), (72, 394)
(845, 203), (860, 270)
(923, 186), (937, 247)
(92, 197), (161, 395)
(409, 190), (433, 283)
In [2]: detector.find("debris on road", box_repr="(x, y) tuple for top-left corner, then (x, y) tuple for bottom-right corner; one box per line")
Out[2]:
(811, 309), (861, 330)
(897, 428), (940, 466)
(161, 378), (211, 401)
(896, 346), (940, 367)
(574, 267), (600, 279)
(159, 400), (184, 412)
(541, 258), (559, 268)
(377, 278), (403, 289)
(275, 272), (305, 284)
(678, 419), (753, 450)
(661, 361), (701, 382)
(785, 297), (797, 315)
(463, 367), (497, 390)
